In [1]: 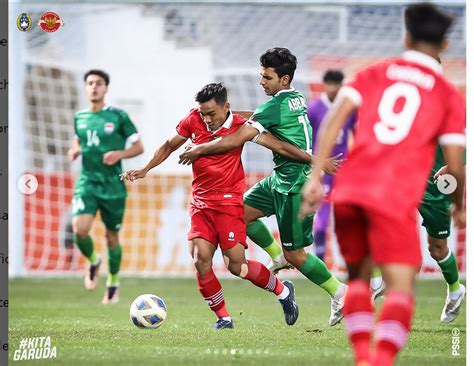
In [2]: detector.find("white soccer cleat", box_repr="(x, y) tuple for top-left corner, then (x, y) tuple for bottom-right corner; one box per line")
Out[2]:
(84, 258), (101, 291)
(329, 285), (346, 326)
(440, 284), (465, 323)
(371, 280), (386, 303)
(266, 256), (294, 275)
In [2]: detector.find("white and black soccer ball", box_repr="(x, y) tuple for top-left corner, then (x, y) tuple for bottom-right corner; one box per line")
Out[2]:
(130, 294), (167, 329)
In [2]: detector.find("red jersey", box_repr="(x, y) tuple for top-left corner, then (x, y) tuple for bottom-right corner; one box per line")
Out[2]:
(332, 50), (465, 218)
(176, 109), (246, 209)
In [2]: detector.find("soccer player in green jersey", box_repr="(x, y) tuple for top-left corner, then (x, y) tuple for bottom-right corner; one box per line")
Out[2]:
(179, 48), (347, 326)
(68, 70), (144, 304)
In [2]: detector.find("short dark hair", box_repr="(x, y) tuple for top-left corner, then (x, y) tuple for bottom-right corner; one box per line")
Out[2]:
(260, 48), (297, 83)
(84, 69), (110, 86)
(195, 82), (228, 105)
(405, 3), (454, 45)
(323, 70), (344, 84)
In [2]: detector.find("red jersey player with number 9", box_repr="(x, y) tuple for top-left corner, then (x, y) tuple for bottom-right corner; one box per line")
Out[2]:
(301, 3), (465, 366)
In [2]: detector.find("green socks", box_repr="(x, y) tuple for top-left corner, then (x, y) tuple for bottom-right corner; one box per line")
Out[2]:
(73, 234), (98, 263)
(247, 219), (282, 260)
(300, 253), (341, 297)
(437, 249), (460, 292)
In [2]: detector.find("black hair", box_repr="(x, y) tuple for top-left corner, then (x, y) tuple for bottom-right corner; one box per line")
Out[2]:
(83, 69), (110, 86)
(260, 47), (297, 83)
(195, 82), (228, 105)
(323, 69), (344, 84)
(404, 3), (454, 45)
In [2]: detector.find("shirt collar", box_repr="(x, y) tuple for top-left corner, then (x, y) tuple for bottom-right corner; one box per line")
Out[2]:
(207, 111), (233, 133)
(274, 87), (295, 97)
(402, 50), (443, 74)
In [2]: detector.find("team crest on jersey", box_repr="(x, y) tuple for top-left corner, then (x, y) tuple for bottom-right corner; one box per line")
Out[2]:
(104, 122), (115, 134)
(17, 13), (32, 32)
(38, 12), (64, 33)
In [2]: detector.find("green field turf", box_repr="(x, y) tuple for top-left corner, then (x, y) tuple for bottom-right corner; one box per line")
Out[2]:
(9, 277), (466, 365)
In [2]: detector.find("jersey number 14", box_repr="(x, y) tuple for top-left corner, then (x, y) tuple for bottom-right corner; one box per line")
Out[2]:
(86, 130), (100, 147)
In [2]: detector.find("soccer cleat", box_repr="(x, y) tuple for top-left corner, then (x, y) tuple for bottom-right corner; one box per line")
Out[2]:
(371, 280), (386, 303)
(440, 284), (465, 323)
(279, 280), (299, 325)
(212, 318), (234, 330)
(329, 286), (346, 326)
(102, 286), (120, 305)
(267, 256), (294, 275)
(84, 258), (101, 291)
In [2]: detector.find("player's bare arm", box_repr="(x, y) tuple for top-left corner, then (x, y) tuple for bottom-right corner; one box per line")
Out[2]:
(256, 131), (312, 163)
(103, 139), (144, 166)
(300, 96), (357, 216)
(68, 136), (81, 161)
(121, 134), (187, 182)
(178, 123), (257, 165)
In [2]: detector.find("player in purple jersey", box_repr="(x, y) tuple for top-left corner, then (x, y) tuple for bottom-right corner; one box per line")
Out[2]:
(307, 70), (357, 260)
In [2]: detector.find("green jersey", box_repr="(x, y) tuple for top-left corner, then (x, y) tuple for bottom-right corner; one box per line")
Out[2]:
(74, 106), (138, 199)
(250, 88), (312, 194)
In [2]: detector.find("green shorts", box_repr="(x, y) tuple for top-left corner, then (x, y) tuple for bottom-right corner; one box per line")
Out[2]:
(418, 200), (451, 239)
(244, 176), (313, 251)
(72, 192), (126, 232)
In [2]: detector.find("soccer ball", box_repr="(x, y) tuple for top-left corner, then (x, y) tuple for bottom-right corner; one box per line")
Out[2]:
(130, 294), (167, 329)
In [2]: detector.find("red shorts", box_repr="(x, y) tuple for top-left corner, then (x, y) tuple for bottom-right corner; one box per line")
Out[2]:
(188, 205), (247, 250)
(334, 203), (421, 268)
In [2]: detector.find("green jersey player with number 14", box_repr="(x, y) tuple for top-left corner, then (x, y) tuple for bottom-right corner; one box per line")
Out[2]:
(179, 48), (346, 326)
(68, 70), (144, 304)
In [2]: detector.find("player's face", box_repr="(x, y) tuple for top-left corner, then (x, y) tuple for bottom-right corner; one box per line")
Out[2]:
(323, 82), (342, 102)
(259, 67), (288, 96)
(85, 75), (108, 103)
(198, 99), (230, 132)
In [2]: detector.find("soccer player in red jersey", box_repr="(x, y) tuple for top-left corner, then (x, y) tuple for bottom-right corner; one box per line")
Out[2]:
(301, 3), (465, 365)
(122, 83), (312, 329)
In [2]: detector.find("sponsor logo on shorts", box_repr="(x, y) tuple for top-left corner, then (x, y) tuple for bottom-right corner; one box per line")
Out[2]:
(228, 232), (235, 241)
(282, 242), (293, 247)
(438, 230), (448, 235)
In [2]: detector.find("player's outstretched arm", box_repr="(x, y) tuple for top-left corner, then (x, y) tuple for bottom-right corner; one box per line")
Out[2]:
(300, 96), (357, 217)
(121, 134), (187, 182)
(178, 124), (258, 165)
(256, 132), (312, 163)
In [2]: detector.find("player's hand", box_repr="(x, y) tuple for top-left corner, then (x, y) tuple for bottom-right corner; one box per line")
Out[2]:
(178, 144), (202, 165)
(323, 153), (343, 175)
(103, 151), (123, 166)
(452, 206), (466, 229)
(68, 148), (81, 161)
(300, 177), (324, 218)
(434, 165), (449, 181)
(120, 168), (147, 182)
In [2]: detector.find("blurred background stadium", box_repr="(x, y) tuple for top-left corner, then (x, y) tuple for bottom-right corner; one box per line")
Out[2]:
(9, 0), (466, 278)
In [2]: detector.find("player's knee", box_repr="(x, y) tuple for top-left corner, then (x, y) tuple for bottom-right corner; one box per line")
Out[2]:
(72, 224), (89, 239)
(193, 257), (212, 275)
(226, 261), (244, 277)
(428, 244), (445, 261)
(283, 250), (305, 268)
(105, 231), (119, 247)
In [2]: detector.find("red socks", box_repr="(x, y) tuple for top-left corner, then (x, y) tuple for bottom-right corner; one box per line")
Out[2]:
(196, 270), (229, 318)
(244, 260), (284, 295)
(344, 280), (374, 364)
(373, 291), (414, 366)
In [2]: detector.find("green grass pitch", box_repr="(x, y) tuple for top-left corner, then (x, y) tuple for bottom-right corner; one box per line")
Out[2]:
(9, 277), (466, 365)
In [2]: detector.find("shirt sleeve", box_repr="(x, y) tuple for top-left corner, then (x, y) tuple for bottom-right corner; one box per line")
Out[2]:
(438, 89), (466, 146)
(338, 66), (374, 107)
(249, 101), (280, 133)
(176, 112), (192, 139)
(119, 111), (139, 141)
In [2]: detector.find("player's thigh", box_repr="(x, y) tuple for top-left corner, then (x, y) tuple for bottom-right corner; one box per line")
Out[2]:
(418, 200), (451, 239)
(215, 206), (248, 251)
(244, 176), (276, 220)
(72, 214), (95, 237)
(334, 203), (370, 265)
(98, 196), (126, 232)
(276, 192), (313, 251)
(369, 208), (421, 268)
(188, 237), (217, 269)
(188, 206), (218, 247)
(221, 242), (247, 276)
